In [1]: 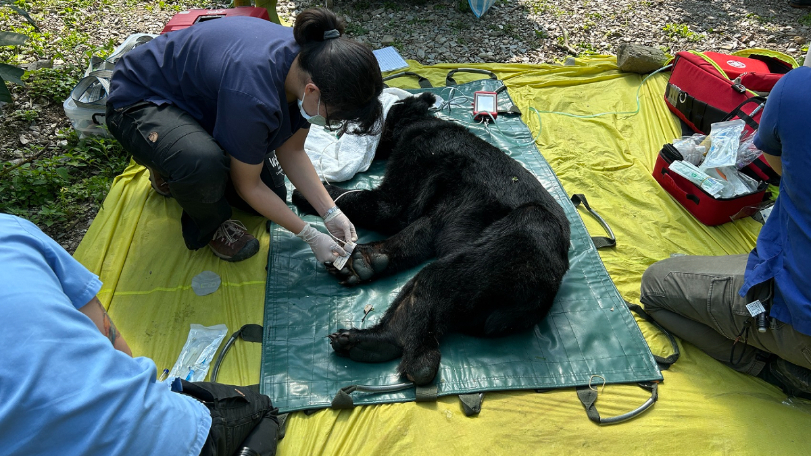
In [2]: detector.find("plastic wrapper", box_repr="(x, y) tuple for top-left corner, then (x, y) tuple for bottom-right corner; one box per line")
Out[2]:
(699, 119), (746, 171)
(168, 323), (228, 382)
(672, 134), (707, 166)
(705, 166), (760, 198)
(736, 131), (763, 169)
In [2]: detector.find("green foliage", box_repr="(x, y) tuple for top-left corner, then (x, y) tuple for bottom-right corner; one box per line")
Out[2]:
(24, 65), (80, 102)
(8, 108), (38, 122)
(800, 13), (811, 27)
(456, 0), (471, 13)
(352, 0), (372, 11)
(663, 23), (704, 42)
(0, 132), (128, 228)
(1, 1), (34, 102)
(382, 1), (402, 12)
(345, 23), (369, 37)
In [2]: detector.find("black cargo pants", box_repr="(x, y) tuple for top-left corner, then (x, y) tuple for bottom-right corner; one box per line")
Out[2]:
(180, 381), (279, 456)
(106, 102), (286, 249)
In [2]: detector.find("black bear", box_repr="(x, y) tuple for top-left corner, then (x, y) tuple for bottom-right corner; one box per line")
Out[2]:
(293, 92), (571, 385)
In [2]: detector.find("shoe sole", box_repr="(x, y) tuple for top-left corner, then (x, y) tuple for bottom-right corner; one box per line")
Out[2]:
(789, 2), (811, 7)
(209, 238), (260, 262)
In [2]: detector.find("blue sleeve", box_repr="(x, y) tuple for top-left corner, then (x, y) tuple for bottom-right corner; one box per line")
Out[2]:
(14, 217), (102, 310)
(213, 89), (280, 165)
(753, 74), (786, 157)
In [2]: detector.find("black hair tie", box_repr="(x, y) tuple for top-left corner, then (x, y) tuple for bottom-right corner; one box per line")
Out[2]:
(323, 29), (340, 40)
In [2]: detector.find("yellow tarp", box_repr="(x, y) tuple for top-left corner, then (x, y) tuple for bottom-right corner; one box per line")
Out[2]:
(74, 57), (811, 455)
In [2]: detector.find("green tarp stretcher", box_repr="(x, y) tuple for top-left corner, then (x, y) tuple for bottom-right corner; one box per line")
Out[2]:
(74, 58), (811, 455)
(260, 77), (662, 413)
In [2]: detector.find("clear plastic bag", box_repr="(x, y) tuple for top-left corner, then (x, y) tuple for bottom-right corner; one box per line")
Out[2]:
(705, 166), (760, 198)
(736, 131), (763, 169)
(672, 134), (707, 166)
(699, 119), (746, 171)
(168, 323), (228, 382)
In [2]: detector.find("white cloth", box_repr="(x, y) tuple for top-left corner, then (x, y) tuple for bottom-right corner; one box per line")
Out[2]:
(304, 87), (412, 182)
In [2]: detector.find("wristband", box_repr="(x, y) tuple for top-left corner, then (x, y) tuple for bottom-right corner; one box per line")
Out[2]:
(322, 205), (342, 222)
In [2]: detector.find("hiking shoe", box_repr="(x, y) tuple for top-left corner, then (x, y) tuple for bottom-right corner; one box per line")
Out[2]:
(146, 166), (171, 197)
(208, 220), (260, 262)
(770, 358), (811, 399)
(789, 0), (811, 8)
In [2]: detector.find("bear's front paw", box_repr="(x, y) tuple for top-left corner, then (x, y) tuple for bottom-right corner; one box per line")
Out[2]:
(327, 244), (389, 285)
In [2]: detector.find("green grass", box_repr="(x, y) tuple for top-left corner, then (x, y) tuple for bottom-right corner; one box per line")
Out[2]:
(345, 23), (369, 37)
(0, 131), (128, 228)
(800, 13), (811, 27)
(663, 23), (705, 42)
(0, 0), (212, 234)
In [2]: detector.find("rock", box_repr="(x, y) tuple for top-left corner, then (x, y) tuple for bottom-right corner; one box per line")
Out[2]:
(616, 44), (668, 74)
(27, 59), (53, 71)
(381, 35), (396, 46)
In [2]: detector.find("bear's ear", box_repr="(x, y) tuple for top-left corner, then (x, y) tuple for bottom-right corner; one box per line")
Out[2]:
(416, 92), (437, 108)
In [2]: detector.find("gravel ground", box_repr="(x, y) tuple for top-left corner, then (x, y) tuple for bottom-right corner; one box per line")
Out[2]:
(1, 0), (810, 252)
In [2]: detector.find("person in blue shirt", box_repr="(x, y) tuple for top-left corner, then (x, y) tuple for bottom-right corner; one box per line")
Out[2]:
(106, 8), (382, 263)
(0, 213), (279, 455)
(640, 65), (811, 398)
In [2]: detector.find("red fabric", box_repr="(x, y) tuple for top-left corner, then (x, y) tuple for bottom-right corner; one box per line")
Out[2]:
(653, 153), (766, 226)
(701, 52), (772, 79)
(161, 7), (270, 34)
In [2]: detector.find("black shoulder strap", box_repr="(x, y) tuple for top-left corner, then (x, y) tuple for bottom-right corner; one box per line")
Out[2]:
(722, 96), (767, 131)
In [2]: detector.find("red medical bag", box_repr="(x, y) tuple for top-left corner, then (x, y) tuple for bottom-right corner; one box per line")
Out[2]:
(663, 50), (794, 136)
(161, 7), (270, 34)
(661, 50), (797, 192)
(652, 143), (770, 226)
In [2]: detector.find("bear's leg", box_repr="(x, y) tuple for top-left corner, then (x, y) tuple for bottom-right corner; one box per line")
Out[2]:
(328, 275), (443, 385)
(292, 184), (405, 234)
(327, 280), (417, 362)
(329, 216), (437, 285)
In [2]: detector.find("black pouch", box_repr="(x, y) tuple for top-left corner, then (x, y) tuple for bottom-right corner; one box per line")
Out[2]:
(181, 380), (279, 456)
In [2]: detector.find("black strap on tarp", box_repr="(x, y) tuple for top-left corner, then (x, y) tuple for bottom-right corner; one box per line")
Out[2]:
(576, 381), (659, 425)
(443, 68), (521, 116)
(445, 68), (498, 87)
(331, 382), (416, 409)
(383, 71), (433, 89)
(210, 324), (264, 382)
(570, 194), (616, 249)
(625, 302), (680, 369)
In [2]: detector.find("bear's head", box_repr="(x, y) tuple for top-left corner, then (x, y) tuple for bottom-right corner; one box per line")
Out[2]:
(375, 92), (437, 160)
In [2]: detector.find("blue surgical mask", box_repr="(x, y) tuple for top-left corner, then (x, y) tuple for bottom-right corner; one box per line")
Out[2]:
(298, 90), (342, 129)
(298, 90), (328, 127)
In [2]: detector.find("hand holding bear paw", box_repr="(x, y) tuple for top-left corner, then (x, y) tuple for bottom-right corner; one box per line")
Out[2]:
(322, 206), (357, 243)
(296, 223), (347, 264)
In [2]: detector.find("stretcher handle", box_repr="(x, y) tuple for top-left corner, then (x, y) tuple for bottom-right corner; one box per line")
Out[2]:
(577, 381), (658, 425)
(570, 194), (616, 249)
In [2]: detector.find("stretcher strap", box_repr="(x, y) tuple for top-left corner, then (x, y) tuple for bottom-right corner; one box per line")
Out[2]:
(626, 302), (681, 369)
(571, 194), (616, 249)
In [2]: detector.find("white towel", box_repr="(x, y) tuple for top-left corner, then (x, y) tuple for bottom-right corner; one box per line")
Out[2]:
(304, 87), (412, 183)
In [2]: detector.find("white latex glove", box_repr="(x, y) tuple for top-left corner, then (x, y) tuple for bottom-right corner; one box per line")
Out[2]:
(296, 223), (347, 263)
(322, 206), (358, 243)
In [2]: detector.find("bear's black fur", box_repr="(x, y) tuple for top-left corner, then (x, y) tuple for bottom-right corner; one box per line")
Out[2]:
(293, 92), (571, 385)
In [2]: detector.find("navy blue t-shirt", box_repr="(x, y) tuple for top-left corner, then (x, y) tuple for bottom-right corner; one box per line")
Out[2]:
(108, 17), (309, 165)
(743, 66), (811, 336)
